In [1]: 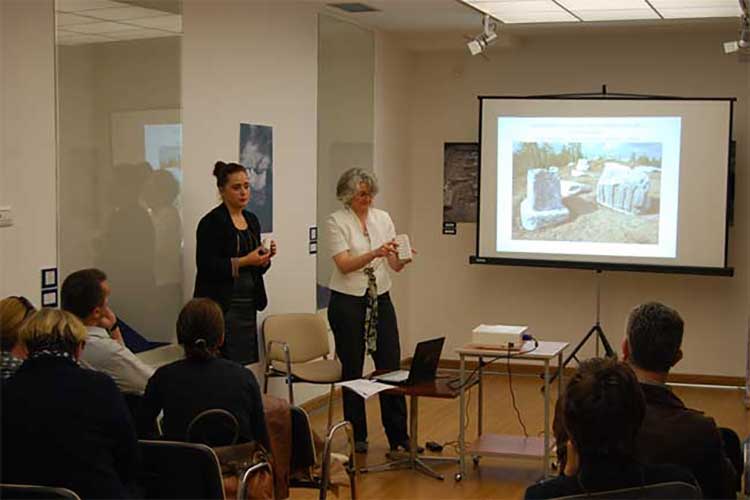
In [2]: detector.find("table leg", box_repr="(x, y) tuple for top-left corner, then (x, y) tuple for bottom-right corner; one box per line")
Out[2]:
(543, 359), (550, 478)
(478, 355), (483, 437)
(459, 354), (466, 477)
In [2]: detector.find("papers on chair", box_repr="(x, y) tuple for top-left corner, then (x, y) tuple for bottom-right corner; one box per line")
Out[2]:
(337, 379), (394, 399)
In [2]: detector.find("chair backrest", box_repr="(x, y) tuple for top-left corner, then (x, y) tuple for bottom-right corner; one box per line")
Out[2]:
(263, 313), (330, 363)
(552, 481), (701, 500)
(186, 408), (240, 447)
(138, 440), (225, 500)
(0, 484), (81, 500)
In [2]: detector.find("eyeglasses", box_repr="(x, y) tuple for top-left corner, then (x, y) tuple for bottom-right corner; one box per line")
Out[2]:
(11, 296), (36, 320)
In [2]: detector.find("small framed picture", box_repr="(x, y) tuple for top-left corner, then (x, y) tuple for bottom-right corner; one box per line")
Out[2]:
(41, 289), (58, 307)
(309, 241), (318, 255)
(309, 226), (318, 242)
(41, 267), (58, 288)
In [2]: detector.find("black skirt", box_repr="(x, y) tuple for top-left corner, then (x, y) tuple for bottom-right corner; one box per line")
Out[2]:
(221, 271), (259, 365)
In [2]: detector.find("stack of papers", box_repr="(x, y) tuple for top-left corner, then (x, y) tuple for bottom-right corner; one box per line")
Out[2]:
(337, 379), (393, 399)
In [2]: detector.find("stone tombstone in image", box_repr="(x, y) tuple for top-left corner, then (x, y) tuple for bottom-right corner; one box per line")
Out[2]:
(571, 158), (591, 177)
(596, 162), (652, 215)
(520, 167), (570, 231)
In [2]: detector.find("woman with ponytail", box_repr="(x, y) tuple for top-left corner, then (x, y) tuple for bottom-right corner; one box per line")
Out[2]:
(137, 298), (268, 447)
(193, 161), (277, 365)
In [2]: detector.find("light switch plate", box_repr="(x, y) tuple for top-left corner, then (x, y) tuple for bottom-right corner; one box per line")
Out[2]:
(0, 206), (12, 227)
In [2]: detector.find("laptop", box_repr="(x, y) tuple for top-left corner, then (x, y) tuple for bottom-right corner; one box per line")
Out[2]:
(374, 337), (445, 385)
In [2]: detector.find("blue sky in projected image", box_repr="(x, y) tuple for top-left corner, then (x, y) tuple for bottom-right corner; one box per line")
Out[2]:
(514, 142), (662, 161)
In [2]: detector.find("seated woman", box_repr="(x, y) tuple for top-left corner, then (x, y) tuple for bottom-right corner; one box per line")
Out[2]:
(137, 298), (269, 448)
(525, 357), (697, 499)
(1, 308), (139, 499)
(0, 295), (36, 380)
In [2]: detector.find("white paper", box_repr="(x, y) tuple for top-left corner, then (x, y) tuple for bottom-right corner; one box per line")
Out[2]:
(337, 379), (394, 399)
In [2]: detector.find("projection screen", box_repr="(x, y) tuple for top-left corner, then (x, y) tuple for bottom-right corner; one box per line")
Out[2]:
(474, 97), (734, 275)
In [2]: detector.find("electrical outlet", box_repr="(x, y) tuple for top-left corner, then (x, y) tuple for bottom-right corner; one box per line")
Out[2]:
(0, 206), (12, 227)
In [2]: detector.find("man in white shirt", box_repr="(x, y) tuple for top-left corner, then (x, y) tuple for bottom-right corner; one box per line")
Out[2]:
(61, 268), (154, 395)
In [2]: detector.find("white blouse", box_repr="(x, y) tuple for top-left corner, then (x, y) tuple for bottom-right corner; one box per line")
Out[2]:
(326, 207), (396, 296)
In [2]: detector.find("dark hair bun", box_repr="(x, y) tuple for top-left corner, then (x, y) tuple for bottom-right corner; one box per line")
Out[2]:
(213, 161), (227, 179)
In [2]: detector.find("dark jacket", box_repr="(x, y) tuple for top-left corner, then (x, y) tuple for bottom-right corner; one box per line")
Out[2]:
(193, 203), (269, 311)
(637, 382), (737, 499)
(1, 356), (140, 499)
(525, 458), (696, 499)
(136, 357), (269, 449)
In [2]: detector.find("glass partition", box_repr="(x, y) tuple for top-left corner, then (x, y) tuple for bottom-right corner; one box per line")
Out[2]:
(316, 14), (374, 309)
(56, 0), (182, 341)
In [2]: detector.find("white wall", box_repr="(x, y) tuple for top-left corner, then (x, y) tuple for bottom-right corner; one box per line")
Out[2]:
(181, 0), (321, 397)
(403, 29), (749, 377)
(0, 0), (57, 303)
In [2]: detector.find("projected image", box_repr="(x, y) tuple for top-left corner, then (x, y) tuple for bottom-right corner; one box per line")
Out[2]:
(511, 141), (662, 244)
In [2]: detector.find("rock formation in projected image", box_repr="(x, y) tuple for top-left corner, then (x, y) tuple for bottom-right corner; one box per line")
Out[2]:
(571, 158), (591, 177)
(596, 162), (652, 215)
(520, 167), (570, 231)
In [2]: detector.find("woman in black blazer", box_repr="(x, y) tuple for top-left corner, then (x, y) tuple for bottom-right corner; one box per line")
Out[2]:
(194, 161), (276, 364)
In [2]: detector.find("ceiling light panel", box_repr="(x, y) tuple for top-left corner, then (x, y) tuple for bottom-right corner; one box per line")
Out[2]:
(56, 0), (125, 12)
(80, 6), (170, 21)
(558, 0), (659, 21)
(466, 1), (578, 23)
(649, 0), (742, 17)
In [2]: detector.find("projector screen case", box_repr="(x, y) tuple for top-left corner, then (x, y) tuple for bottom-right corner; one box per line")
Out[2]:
(472, 95), (735, 277)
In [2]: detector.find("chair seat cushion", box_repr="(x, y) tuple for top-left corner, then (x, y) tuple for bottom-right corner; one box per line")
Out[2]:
(271, 358), (342, 383)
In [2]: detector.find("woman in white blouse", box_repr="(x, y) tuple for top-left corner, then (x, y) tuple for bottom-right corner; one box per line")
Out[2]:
(326, 168), (413, 455)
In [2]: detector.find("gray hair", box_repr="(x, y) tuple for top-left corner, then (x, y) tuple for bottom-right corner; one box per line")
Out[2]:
(336, 168), (379, 206)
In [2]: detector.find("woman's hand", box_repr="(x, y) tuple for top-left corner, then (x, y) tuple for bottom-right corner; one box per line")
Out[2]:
(373, 239), (398, 258)
(242, 247), (272, 267)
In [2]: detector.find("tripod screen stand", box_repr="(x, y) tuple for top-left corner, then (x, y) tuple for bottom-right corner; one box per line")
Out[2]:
(549, 270), (615, 385)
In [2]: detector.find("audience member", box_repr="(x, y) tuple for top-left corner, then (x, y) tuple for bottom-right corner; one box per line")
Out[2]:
(0, 295), (35, 380)
(61, 268), (154, 395)
(525, 358), (696, 499)
(1, 308), (140, 498)
(623, 301), (740, 498)
(137, 298), (269, 448)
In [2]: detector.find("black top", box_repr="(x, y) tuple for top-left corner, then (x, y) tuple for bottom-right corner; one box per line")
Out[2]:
(637, 382), (737, 499)
(525, 458), (696, 499)
(193, 203), (269, 311)
(137, 357), (269, 449)
(1, 356), (140, 499)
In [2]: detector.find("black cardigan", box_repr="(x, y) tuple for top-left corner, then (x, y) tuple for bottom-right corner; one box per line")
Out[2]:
(193, 204), (269, 312)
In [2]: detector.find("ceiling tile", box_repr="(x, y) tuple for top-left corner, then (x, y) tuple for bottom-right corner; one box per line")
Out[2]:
(64, 21), (140, 34)
(56, 12), (100, 26)
(56, 0), (125, 12)
(124, 14), (181, 32)
(80, 6), (171, 21)
(56, 33), (112, 45)
(575, 9), (660, 21)
(558, 0), (648, 8)
(102, 29), (177, 40)
(498, 11), (580, 23)
(657, 6), (742, 17)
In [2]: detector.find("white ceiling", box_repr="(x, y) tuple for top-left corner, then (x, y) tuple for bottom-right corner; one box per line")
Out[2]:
(460, 0), (742, 24)
(55, 0), (181, 46)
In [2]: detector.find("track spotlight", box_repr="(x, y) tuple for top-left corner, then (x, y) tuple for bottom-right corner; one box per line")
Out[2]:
(724, 0), (749, 54)
(467, 14), (498, 56)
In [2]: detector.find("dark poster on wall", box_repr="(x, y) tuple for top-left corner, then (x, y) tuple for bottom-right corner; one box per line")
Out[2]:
(443, 142), (479, 225)
(239, 123), (273, 232)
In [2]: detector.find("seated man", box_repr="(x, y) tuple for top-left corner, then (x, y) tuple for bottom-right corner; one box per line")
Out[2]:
(623, 301), (740, 499)
(526, 358), (696, 499)
(61, 268), (154, 395)
(2, 308), (139, 498)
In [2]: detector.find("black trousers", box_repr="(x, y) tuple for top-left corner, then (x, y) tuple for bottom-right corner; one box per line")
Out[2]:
(328, 290), (408, 446)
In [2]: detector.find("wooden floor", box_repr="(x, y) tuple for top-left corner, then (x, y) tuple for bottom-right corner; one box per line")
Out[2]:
(292, 372), (750, 500)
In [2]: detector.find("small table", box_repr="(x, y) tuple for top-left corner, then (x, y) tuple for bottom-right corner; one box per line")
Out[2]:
(455, 341), (568, 481)
(360, 371), (476, 481)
